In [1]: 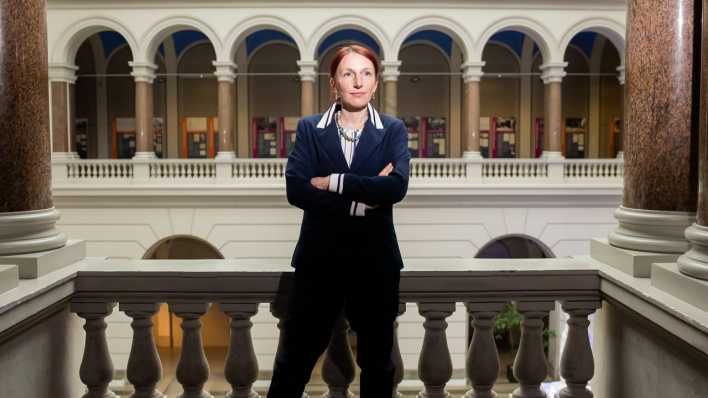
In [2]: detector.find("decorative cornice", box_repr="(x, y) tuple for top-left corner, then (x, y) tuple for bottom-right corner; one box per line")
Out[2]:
(297, 60), (318, 82)
(461, 61), (486, 83)
(540, 62), (567, 84)
(212, 61), (237, 82)
(381, 60), (402, 82)
(129, 61), (158, 84)
(48, 63), (79, 84)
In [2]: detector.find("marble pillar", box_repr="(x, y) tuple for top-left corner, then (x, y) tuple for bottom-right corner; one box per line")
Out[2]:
(213, 61), (237, 159)
(382, 61), (401, 116)
(540, 63), (566, 159)
(49, 64), (79, 159)
(678, 0), (708, 279)
(608, 0), (700, 254)
(616, 65), (626, 159)
(297, 60), (317, 117)
(0, 0), (67, 255)
(461, 62), (485, 159)
(130, 62), (158, 159)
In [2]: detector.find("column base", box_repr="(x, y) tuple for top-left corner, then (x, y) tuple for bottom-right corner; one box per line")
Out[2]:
(0, 265), (19, 295)
(462, 151), (483, 160)
(540, 151), (564, 160)
(51, 151), (79, 160)
(652, 262), (708, 312)
(0, 239), (84, 279)
(607, 206), (693, 254)
(615, 151), (624, 159)
(677, 223), (708, 280)
(590, 238), (680, 278)
(215, 151), (236, 160)
(132, 151), (157, 160)
(0, 208), (67, 256)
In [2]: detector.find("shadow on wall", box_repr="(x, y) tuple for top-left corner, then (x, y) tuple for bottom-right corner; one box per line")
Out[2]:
(142, 235), (228, 349)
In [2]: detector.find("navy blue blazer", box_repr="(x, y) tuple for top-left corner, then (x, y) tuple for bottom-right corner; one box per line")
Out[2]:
(285, 102), (411, 270)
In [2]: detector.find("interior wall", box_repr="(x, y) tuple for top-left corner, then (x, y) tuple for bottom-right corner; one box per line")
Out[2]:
(562, 46), (590, 127)
(480, 43), (520, 121)
(398, 43), (450, 117)
(248, 43), (300, 120)
(592, 300), (708, 397)
(0, 306), (84, 398)
(106, 46), (135, 157)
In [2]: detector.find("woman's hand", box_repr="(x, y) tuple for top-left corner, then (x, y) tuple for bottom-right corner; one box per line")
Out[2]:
(310, 176), (330, 190)
(379, 163), (393, 176)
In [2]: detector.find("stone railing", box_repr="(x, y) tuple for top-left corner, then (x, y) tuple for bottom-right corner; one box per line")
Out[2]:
(66, 258), (600, 398)
(52, 157), (624, 187)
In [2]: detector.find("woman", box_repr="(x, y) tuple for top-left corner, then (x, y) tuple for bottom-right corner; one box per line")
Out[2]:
(267, 45), (411, 398)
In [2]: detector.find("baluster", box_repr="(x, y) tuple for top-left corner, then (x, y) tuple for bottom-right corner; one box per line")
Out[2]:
(270, 301), (309, 398)
(120, 303), (165, 398)
(558, 301), (600, 398)
(392, 303), (406, 398)
(512, 301), (554, 398)
(464, 302), (505, 398)
(322, 315), (356, 398)
(417, 302), (455, 398)
(71, 301), (119, 398)
(170, 302), (213, 398)
(221, 303), (260, 398)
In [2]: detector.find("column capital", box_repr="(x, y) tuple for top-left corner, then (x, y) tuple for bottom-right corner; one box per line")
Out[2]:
(616, 65), (626, 85)
(461, 61), (485, 82)
(212, 60), (237, 82)
(381, 60), (402, 82)
(540, 62), (568, 84)
(129, 61), (158, 84)
(48, 62), (78, 84)
(297, 59), (318, 82)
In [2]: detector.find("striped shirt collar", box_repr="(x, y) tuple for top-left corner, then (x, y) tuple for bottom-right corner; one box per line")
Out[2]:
(316, 102), (384, 130)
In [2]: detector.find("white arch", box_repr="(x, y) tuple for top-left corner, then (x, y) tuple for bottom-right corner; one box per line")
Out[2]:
(139, 15), (222, 64)
(475, 16), (557, 64)
(307, 15), (390, 61)
(391, 15), (474, 63)
(51, 16), (139, 65)
(222, 15), (306, 63)
(558, 17), (626, 65)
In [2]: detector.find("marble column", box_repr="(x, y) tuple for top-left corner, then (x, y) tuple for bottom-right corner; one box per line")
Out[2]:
(461, 62), (485, 159)
(297, 60), (317, 117)
(678, 0), (708, 280)
(615, 65), (625, 159)
(382, 61), (401, 116)
(539, 63), (566, 159)
(213, 61), (237, 159)
(49, 64), (79, 160)
(0, 0), (67, 255)
(608, 0), (700, 254)
(130, 62), (158, 159)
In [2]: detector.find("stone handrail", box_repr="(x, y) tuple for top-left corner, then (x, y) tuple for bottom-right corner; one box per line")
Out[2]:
(52, 157), (624, 186)
(67, 258), (601, 398)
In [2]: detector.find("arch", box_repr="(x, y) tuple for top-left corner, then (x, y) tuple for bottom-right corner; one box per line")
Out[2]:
(475, 234), (555, 259)
(400, 40), (452, 69)
(140, 15), (222, 64)
(485, 40), (523, 71)
(559, 17), (626, 65)
(105, 43), (132, 69)
(565, 44), (591, 72)
(392, 16), (473, 62)
(223, 16), (305, 62)
(307, 15), (390, 61)
(247, 40), (300, 65)
(176, 39), (215, 68)
(143, 234), (224, 260)
(475, 16), (557, 64)
(51, 16), (139, 65)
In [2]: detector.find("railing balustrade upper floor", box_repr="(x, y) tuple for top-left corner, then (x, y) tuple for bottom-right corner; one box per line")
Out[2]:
(52, 157), (624, 187)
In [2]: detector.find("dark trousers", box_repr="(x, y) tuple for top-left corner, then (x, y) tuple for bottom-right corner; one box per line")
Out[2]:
(267, 262), (401, 398)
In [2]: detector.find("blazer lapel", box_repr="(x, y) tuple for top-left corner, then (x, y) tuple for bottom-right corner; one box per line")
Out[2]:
(349, 103), (385, 172)
(316, 103), (350, 171)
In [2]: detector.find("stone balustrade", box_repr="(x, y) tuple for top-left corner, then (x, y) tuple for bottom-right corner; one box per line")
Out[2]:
(68, 258), (601, 397)
(51, 157), (623, 187)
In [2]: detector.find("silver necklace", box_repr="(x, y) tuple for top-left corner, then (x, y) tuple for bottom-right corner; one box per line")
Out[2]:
(335, 112), (363, 143)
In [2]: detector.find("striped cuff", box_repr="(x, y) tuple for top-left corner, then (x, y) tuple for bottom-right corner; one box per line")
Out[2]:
(350, 201), (367, 217)
(328, 173), (344, 194)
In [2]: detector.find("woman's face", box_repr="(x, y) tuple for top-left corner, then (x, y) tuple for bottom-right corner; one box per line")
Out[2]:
(330, 52), (378, 111)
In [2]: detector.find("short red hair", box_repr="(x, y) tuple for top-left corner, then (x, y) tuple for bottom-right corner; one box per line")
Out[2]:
(329, 44), (380, 78)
